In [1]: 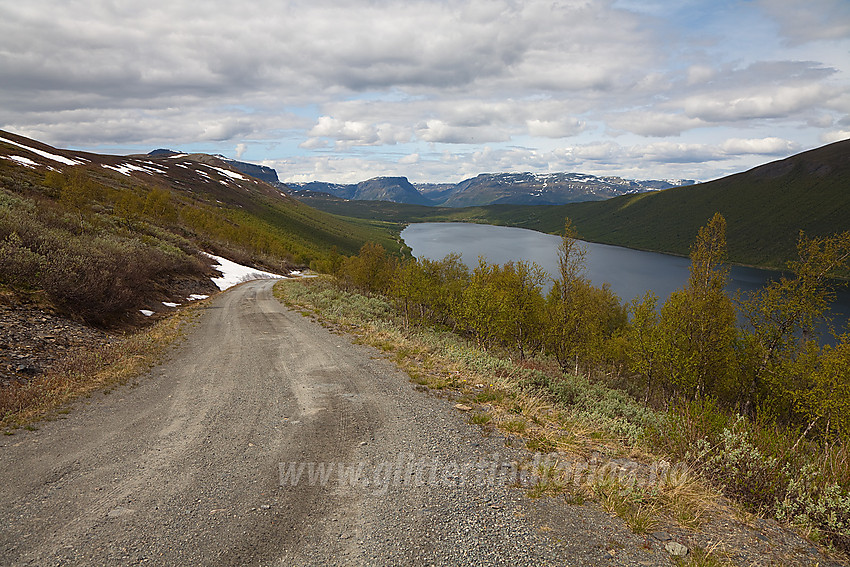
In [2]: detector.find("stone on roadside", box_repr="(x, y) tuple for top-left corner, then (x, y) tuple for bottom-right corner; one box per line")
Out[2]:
(665, 541), (689, 557)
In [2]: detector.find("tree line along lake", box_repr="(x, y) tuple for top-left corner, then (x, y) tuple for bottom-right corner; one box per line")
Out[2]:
(400, 222), (850, 337)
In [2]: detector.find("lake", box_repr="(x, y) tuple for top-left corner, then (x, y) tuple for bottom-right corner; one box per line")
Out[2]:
(401, 222), (849, 334)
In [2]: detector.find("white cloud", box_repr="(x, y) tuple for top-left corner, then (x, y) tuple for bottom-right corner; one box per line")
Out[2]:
(234, 143), (247, 159)
(682, 84), (836, 122)
(821, 130), (850, 144)
(720, 137), (798, 155)
(526, 118), (586, 138)
(1, 0), (848, 183)
(607, 111), (706, 137)
(305, 116), (412, 148)
(686, 65), (717, 86)
(398, 153), (420, 165)
(416, 120), (510, 144)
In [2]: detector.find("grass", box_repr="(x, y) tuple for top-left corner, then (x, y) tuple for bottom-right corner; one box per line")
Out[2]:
(0, 305), (196, 430)
(469, 412), (492, 426)
(675, 544), (735, 567)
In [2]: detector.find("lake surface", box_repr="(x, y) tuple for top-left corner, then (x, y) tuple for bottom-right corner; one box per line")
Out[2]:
(401, 222), (849, 334)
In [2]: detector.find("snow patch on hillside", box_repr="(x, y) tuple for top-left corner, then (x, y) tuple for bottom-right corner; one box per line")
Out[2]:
(210, 166), (247, 181)
(0, 136), (85, 166)
(3, 155), (39, 168)
(204, 253), (287, 290)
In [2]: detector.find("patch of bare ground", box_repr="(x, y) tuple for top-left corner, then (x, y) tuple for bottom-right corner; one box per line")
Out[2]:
(0, 283), (215, 429)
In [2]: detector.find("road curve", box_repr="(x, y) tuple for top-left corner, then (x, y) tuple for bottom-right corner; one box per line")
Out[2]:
(0, 279), (667, 566)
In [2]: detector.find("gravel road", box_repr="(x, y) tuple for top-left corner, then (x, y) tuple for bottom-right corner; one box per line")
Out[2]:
(0, 279), (674, 566)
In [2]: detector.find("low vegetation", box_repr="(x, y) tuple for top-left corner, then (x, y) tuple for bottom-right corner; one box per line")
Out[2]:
(0, 142), (399, 426)
(0, 154), (398, 326)
(276, 214), (850, 555)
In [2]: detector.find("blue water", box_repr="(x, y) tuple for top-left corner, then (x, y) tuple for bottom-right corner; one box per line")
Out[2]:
(401, 222), (849, 335)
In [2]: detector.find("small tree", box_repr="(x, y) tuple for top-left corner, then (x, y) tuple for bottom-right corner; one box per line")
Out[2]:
(657, 213), (737, 400)
(624, 291), (664, 404)
(114, 190), (144, 228)
(545, 219), (624, 372)
(391, 258), (428, 328)
(59, 168), (96, 228)
(143, 187), (177, 223)
(790, 338), (850, 441)
(337, 241), (397, 294)
(491, 261), (546, 358)
(460, 258), (499, 347)
(738, 231), (850, 417)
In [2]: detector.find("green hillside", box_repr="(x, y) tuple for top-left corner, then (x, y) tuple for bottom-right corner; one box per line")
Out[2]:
(298, 139), (850, 269)
(533, 139), (850, 267)
(0, 131), (398, 325)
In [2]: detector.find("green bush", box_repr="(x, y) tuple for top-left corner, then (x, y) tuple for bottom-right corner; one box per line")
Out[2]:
(0, 187), (207, 326)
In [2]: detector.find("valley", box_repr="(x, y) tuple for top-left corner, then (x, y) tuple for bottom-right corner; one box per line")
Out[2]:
(293, 139), (850, 270)
(1, 130), (849, 566)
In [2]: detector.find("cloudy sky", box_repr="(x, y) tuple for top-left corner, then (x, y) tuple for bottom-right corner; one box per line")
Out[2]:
(1, 0), (849, 184)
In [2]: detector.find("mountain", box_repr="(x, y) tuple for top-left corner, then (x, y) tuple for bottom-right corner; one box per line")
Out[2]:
(353, 176), (433, 204)
(433, 172), (693, 207)
(0, 130), (399, 325)
(288, 177), (434, 205)
(219, 158), (279, 185)
(482, 139), (850, 268)
(289, 173), (693, 207)
(289, 140), (850, 269)
(146, 149), (281, 185)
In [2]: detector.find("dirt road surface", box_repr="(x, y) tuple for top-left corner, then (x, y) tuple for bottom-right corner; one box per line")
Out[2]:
(0, 280), (682, 565)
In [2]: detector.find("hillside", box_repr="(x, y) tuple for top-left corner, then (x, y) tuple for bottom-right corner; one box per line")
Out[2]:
(520, 139), (850, 267)
(288, 172), (693, 207)
(296, 140), (850, 269)
(289, 177), (433, 205)
(0, 130), (399, 326)
(434, 172), (691, 207)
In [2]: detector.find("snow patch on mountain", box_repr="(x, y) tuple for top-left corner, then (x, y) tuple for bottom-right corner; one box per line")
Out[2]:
(0, 136), (85, 166)
(3, 155), (39, 168)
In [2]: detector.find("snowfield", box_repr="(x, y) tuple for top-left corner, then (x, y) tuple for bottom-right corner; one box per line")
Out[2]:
(4, 155), (39, 168)
(209, 166), (247, 181)
(0, 136), (85, 166)
(204, 253), (287, 290)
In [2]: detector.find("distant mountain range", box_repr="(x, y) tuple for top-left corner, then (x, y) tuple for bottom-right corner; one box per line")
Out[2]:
(286, 172), (694, 207)
(147, 149), (695, 207)
(290, 176), (433, 205)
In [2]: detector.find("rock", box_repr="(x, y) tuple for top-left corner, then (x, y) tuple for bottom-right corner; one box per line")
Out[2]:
(665, 541), (689, 557)
(454, 404), (473, 411)
(651, 531), (672, 542)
